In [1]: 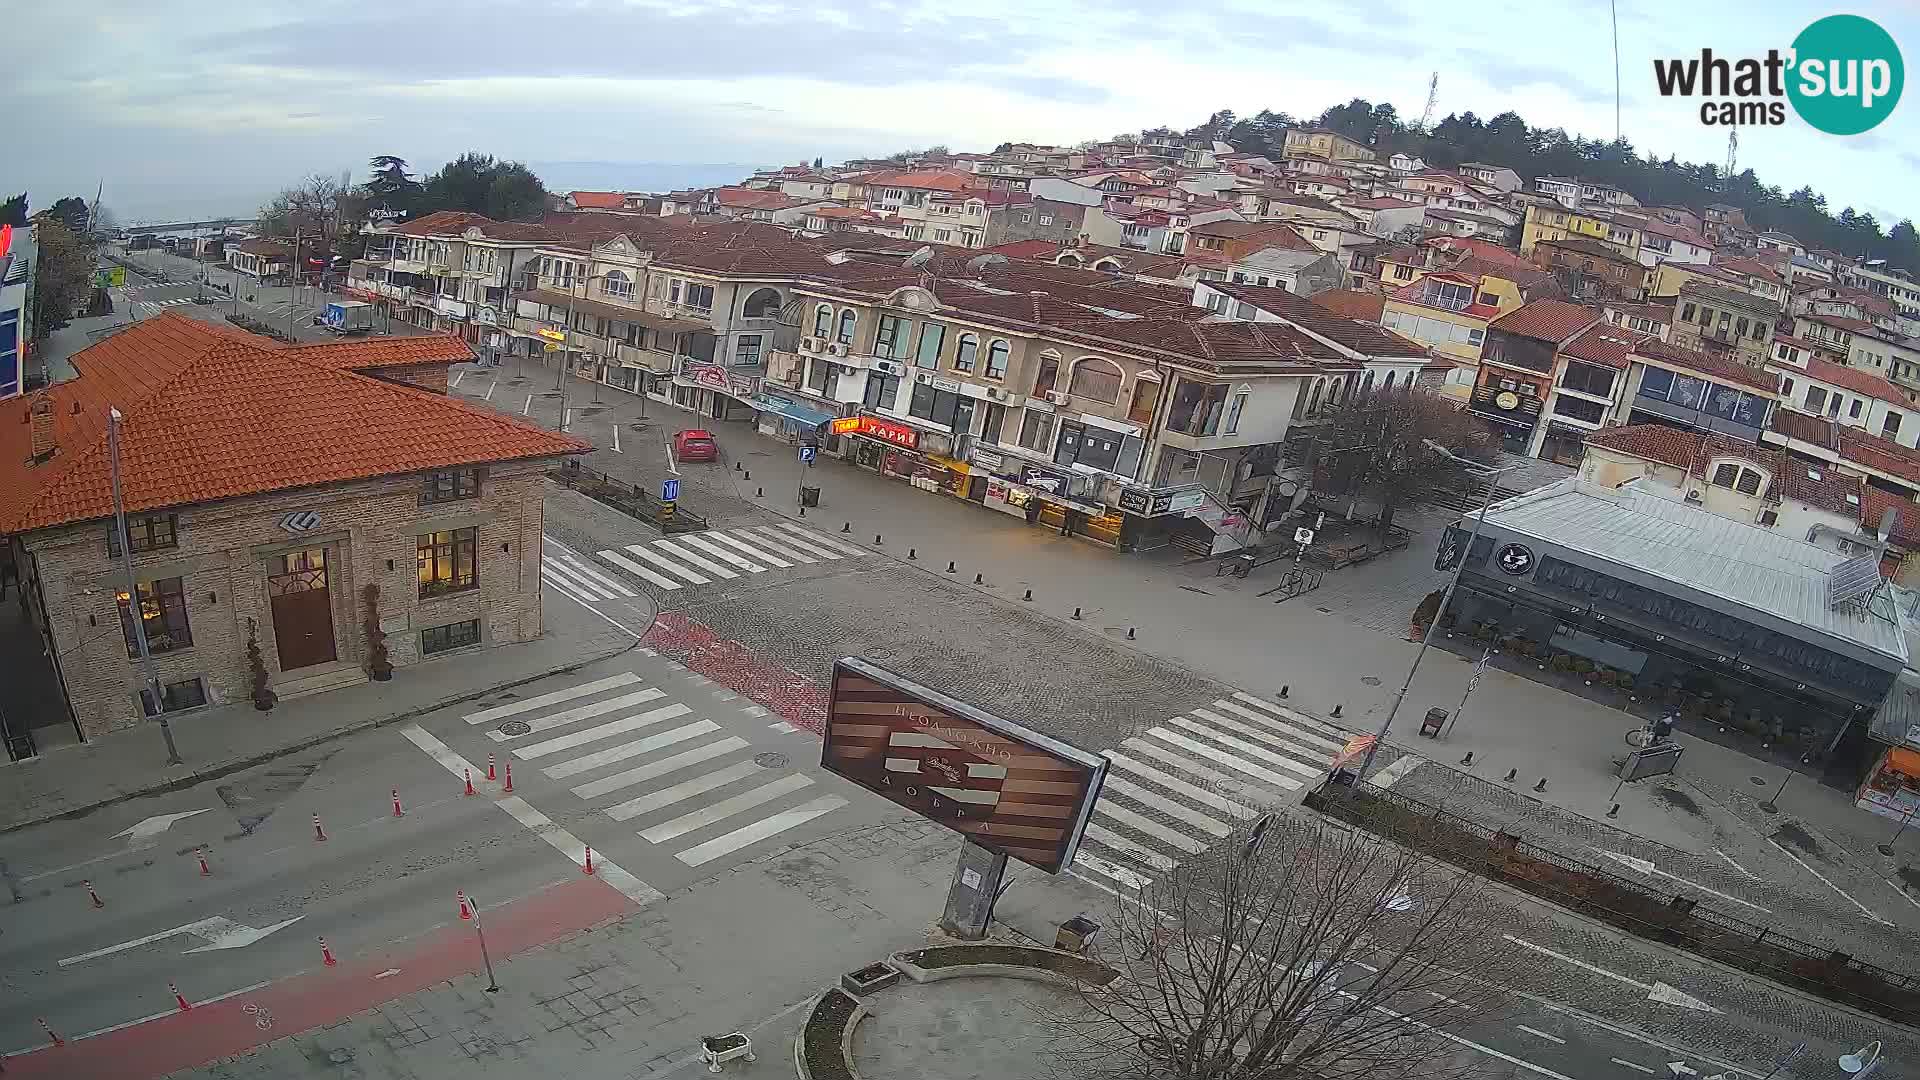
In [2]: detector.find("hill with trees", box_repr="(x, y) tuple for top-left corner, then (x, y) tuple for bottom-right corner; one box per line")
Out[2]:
(1148, 101), (1920, 275)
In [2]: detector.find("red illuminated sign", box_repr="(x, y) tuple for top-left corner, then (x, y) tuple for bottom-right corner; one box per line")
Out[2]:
(852, 416), (918, 449)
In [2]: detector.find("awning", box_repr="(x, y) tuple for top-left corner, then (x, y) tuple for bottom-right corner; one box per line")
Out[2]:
(754, 397), (834, 428)
(521, 287), (707, 333)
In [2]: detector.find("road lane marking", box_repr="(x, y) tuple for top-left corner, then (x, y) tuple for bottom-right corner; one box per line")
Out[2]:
(569, 737), (749, 797)
(674, 795), (846, 866)
(638, 772), (814, 842)
(462, 672), (641, 725)
(1713, 849), (1759, 880)
(399, 724), (663, 906)
(451, 370), (465, 387)
(704, 530), (792, 568)
(1766, 839), (1893, 925)
(653, 539), (737, 579)
(483, 379), (496, 402)
(511, 703), (693, 759)
(1501, 935), (1718, 1012)
(483, 688), (667, 740)
(611, 423), (621, 453)
(678, 533), (767, 573)
(59, 916), (304, 967)
(523, 394), (532, 416)
(1592, 850), (1771, 913)
(1516, 1026), (1566, 1044)
(1612, 1059), (1657, 1074)
(543, 720), (721, 781)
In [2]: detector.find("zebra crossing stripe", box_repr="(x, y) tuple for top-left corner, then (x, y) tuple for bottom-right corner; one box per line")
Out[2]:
(774, 523), (866, 557)
(1093, 801), (1209, 853)
(1117, 740), (1274, 802)
(543, 557), (623, 600)
(542, 569), (599, 605)
(1192, 707), (1338, 760)
(1083, 823), (1177, 872)
(541, 720), (720, 780)
(1231, 692), (1354, 740)
(620, 544), (710, 584)
(569, 737), (750, 798)
(1144, 728), (1304, 791)
(486, 688), (666, 741)
(1098, 774), (1233, 836)
(598, 549), (683, 591)
(748, 526), (839, 561)
(1073, 850), (1152, 891)
(1164, 717), (1324, 780)
(1208, 699), (1347, 753)
(464, 672), (641, 725)
(639, 772), (815, 843)
(702, 531), (791, 568)
(549, 552), (637, 597)
(677, 534), (767, 573)
(652, 539), (738, 579)
(675, 795), (847, 866)
(609, 760), (764, 822)
(513, 703), (694, 760)
(735, 527), (820, 563)
(1104, 751), (1257, 820)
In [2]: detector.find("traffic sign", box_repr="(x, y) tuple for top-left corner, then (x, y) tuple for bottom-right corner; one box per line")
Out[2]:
(799, 445), (817, 464)
(1294, 527), (1315, 545)
(661, 478), (680, 502)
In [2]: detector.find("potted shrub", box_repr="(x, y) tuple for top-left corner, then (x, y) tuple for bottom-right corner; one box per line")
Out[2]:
(363, 583), (393, 681)
(1410, 589), (1444, 641)
(1617, 673), (1636, 699)
(1550, 652), (1573, 674)
(245, 619), (277, 711)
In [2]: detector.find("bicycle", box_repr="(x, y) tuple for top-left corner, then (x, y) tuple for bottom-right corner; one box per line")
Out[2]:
(243, 1002), (274, 1030)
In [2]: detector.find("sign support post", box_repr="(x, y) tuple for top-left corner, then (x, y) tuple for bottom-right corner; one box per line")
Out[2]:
(940, 840), (1009, 940)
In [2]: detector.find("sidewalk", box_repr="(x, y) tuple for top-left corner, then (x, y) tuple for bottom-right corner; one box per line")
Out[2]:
(0, 583), (639, 834)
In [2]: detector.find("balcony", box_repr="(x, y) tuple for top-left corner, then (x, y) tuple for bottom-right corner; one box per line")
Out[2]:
(389, 257), (428, 275)
(616, 343), (674, 373)
(1468, 385), (1544, 429)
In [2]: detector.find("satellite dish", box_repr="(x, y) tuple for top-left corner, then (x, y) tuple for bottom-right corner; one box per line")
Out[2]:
(904, 245), (935, 269)
(966, 253), (1009, 273)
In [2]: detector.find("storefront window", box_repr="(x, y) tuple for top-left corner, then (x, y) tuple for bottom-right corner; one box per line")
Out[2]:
(876, 315), (910, 360)
(1018, 410), (1055, 454)
(864, 373), (901, 411)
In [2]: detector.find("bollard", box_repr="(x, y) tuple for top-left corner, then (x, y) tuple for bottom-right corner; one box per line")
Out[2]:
(392, 789), (405, 817)
(875, 534), (882, 545)
(946, 560), (956, 573)
(37, 1018), (63, 1048)
(842, 522), (851, 533)
(756, 487), (763, 498)
(313, 813), (328, 841)
(735, 462), (742, 472)
(973, 572), (983, 585)
(171, 981), (192, 1012)
(1072, 607), (1083, 620)
(1022, 588), (1032, 601)
(743, 470), (750, 481)
(319, 936), (337, 967)
(1606, 803), (1621, 819)
(487, 753), (497, 782)
(464, 769), (476, 797)
(583, 846), (596, 876)
(908, 548), (916, 560)
(1279, 685), (1289, 698)
(1331, 704), (1342, 718)
(1502, 768), (1517, 783)
(84, 879), (104, 908)
(798, 506), (805, 517)
(1533, 777), (1548, 793)
(1460, 752), (1474, 766)
(1127, 628), (1136, 640)
(503, 761), (514, 793)
(197, 848), (212, 877)
(458, 890), (473, 921)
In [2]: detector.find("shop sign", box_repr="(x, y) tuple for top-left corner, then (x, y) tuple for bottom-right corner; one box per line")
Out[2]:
(685, 363), (761, 398)
(1117, 489), (1151, 515)
(1163, 488), (1207, 514)
(534, 326), (567, 344)
(970, 448), (1004, 472)
(850, 415), (919, 449)
(1495, 542), (1536, 576)
(932, 377), (961, 392)
(830, 417), (862, 436)
(473, 307), (498, 326)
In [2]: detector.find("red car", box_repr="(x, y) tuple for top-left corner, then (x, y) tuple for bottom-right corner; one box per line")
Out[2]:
(673, 428), (718, 463)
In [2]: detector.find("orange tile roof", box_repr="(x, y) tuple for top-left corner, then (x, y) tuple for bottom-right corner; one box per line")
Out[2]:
(0, 314), (587, 534)
(862, 169), (980, 192)
(1560, 324), (1647, 369)
(1311, 289), (1386, 322)
(569, 191), (627, 209)
(1489, 299), (1601, 343)
(1800, 357), (1913, 403)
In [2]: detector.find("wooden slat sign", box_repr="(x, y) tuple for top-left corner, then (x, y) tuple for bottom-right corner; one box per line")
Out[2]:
(821, 658), (1106, 874)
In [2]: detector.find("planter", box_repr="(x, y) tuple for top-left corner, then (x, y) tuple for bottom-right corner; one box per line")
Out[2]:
(794, 989), (866, 1080)
(890, 944), (1117, 987)
(840, 962), (900, 996)
(701, 1032), (755, 1072)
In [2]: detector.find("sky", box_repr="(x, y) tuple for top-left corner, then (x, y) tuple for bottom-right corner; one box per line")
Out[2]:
(5, 0), (1917, 226)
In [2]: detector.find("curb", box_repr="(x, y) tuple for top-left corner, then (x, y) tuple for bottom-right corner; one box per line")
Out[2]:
(0, 635), (640, 837)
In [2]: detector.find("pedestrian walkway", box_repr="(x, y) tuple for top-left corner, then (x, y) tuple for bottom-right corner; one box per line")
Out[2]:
(460, 670), (848, 867)
(593, 522), (868, 592)
(133, 298), (196, 316)
(1073, 693), (1356, 891)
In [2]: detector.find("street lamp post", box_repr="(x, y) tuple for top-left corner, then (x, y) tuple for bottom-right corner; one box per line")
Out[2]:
(467, 890), (501, 992)
(108, 408), (184, 767)
(1352, 444), (1524, 784)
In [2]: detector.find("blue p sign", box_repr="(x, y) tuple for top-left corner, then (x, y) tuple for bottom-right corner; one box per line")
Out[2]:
(800, 445), (817, 464)
(661, 478), (680, 502)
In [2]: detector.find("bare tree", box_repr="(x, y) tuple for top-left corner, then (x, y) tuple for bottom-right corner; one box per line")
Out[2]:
(1038, 816), (1549, 1080)
(1313, 387), (1497, 543)
(256, 172), (366, 240)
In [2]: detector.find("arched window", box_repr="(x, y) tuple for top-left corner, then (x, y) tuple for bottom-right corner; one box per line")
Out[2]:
(812, 304), (832, 337)
(1068, 357), (1125, 403)
(1382, 371), (1397, 392)
(1307, 378), (1325, 415)
(836, 309), (857, 344)
(601, 269), (633, 299)
(1362, 371), (1376, 395)
(954, 334), (979, 373)
(985, 340), (1010, 380)
(742, 288), (782, 319)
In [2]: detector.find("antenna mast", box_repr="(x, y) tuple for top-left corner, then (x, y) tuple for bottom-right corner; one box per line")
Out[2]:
(1418, 72), (1439, 133)
(1724, 130), (1738, 189)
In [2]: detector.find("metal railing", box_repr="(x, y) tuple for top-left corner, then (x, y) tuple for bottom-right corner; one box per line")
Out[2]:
(547, 460), (707, 534)
(1306, 782), (1920, 1024)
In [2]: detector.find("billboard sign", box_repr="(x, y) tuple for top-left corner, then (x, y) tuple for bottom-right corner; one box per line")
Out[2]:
(821, 658), (1106, 874)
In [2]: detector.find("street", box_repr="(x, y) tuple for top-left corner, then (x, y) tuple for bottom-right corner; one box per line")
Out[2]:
(111, 246), (424, 343)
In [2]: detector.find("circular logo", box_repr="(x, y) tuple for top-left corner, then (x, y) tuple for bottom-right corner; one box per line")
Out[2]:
(1494, 391), (1521, 411)
(1496, 543), (1535, 576)
(1788, 15), (1904, 135)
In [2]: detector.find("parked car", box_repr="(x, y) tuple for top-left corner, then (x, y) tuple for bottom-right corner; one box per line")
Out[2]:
(673, 428), (718, 462)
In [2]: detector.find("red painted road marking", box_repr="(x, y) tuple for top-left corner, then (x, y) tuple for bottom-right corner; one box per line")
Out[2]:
(643, 614), (828, 734)
(4, 877), (635, 1079)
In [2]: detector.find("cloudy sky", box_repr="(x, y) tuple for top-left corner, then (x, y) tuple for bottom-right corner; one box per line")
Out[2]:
(6, 0), (1916, 225)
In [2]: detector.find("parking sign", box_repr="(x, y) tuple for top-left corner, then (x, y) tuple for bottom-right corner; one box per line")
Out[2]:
(799, 445), (817, 464)
(661, 477), (680, 502)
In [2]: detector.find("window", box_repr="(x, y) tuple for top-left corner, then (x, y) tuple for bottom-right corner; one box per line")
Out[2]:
(1478, 292), (1499, 307)
(934, 229), (953, 243)
(1804, 385), (1828, 413)
(140, 677), (207, 717)
(1224, 391), (1248, 434)
(118, 576), (191, 656)
(1168, 379), (1230, 435)
(982, 402), (1007, 444)
(953, 334), (978, 373)
(107, 513), (178, 556)
(985, 340), (1009, 380)
(1067, 357), (1124, 403)
(602, 270), (634, 299)
(1849, 398), (1864, 420)
(741, 288), (781, 319)
(1128, 378), (1160, 425)
(1888, 413), (1905, 438)
(1039, 214), (1053, 226)
(908, 383), (963, 427)
(813, 305), (832, 337)
(422, 619), (482, 655)
(420, 468), (482, 506)
(863, 372), (900, 411)
(1712, 462), (1741, 488)
(876, 315), (910, 359)
(624, 323), (649, 349)
(682, 283), (715, 311)
(837, 309), (857, 344)
(1426, 280), (1474, 311)
(418, 528), (478, 597)
(1017, 410), (1055, 453)
(914, 322), (946, 370)
(1559, 362), (1615, 398)
(1551, 395), (1607, 424)
(1734, 470), (1763, 495)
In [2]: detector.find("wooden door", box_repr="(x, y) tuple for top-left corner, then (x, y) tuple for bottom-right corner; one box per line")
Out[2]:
(268, 548), (336, 671)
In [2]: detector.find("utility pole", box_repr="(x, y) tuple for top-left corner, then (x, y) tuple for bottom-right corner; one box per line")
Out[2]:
(108, 408), (184, 767)
(288, 227), (300, 341)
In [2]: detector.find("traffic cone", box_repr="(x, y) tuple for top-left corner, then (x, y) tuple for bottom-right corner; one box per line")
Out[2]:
(197, 848), (212, 877)
(503, 761), (514, 793)
(313, 813), (327, 841)
(464, 769), (476, 796)
(37, 1018), (62, 1048)
(171, 981), (192, 1011)
(458, 890), (473, 921)
(583, 846), (596, 876)
(319, 936), (337, 967)
(84, 880), (104, 908)
(487, 753), (496, 782)
(392, 789), (405, 817)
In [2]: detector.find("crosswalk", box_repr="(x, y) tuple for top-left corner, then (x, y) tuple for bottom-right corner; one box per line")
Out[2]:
(463, 671), (848, 867)
(1071, 693), (1355, 893)
(134, 297), (196, 317)
(593, 523), (868, 592)
(542, 545), (642, 604)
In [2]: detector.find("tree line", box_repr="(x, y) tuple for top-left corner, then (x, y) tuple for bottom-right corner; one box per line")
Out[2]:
(255, 152), (550, 256)
(1134, 101), (1920, 275)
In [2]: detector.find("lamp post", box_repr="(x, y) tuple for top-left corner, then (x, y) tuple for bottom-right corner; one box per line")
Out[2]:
(467, 889), (501, 993)
(1352, 443), (1525, 784)
(108, 408), (184, 767)
(556, 272), (626, 433)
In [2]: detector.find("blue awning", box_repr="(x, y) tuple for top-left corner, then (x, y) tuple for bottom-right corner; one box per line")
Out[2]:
(753, 396), (834, 428)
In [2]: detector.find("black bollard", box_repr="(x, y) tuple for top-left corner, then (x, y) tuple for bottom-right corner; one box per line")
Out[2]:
(1533, 778), (1548, 793)
(875, 534), (882, 545)
(946, 560), (956, 573)
(973, 573), (984, 584)
(842, 522), (851, 533)
(735, 462), (742, 472)
(755, 487), (763, 497)
(1127, 627), (1136, 640)
(1331, 704), (1342, 718)
(1072, 607), (1083, 620)
(744, 470), (750, 481)
(798, 506), (806, 517)
(1460, 752), (1474, 766)
(908, 548), (916, 560)
(1022, 588), (1032, 600)
(1502, 768), (1517, 782)
(1606, 803), (1620, 818)
(1279, 685), (1289, 698)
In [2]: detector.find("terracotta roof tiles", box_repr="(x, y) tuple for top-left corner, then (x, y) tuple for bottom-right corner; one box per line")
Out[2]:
(1488, 299), (1602, 344)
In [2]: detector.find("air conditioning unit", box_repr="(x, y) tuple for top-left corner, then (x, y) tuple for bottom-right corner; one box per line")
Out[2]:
(873, 359), (906, 377)
(800, 336), (819, 353)
(1046, 391), (1071, 405)
(1684, 488), (1703, 503)
(828, 342), (847, 356)
(914, 372), (935, 385)
(984, 386), (1009, 401)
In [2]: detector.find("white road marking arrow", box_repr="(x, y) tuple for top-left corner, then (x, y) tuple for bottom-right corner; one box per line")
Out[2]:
(1504, 935), (1721, 1014)
(1593, 850), (1773, 914)
(1669, 1063), (1697, 1077)
(58, 915), (304, 966)
(112, 808), (215, 844)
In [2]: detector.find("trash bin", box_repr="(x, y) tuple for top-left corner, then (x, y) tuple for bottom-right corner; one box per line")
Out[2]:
(1419, 708), (1447, 738)
(799, 485), (821, 508)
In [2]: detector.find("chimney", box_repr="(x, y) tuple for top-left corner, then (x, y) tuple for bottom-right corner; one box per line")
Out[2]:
(28, 397), (55, 460)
